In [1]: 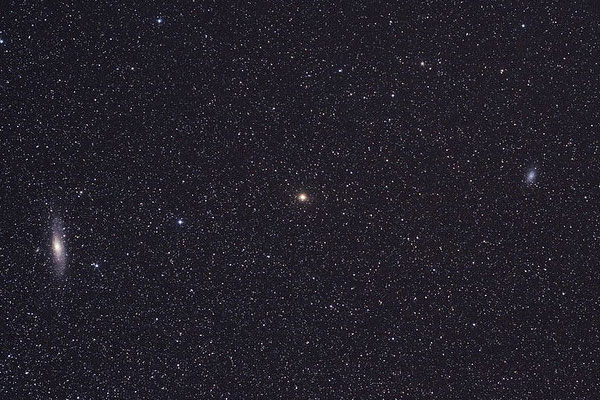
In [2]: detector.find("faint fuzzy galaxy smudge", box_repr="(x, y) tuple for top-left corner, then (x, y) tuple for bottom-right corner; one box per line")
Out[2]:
(525, 166), (539, 185)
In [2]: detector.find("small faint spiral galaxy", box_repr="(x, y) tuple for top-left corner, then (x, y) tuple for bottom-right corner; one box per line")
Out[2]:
(51, 218), (67, 276)
(525, 166), (538, 185)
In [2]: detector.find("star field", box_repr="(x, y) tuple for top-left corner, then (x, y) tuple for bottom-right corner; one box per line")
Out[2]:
(1, 2), (599, 399)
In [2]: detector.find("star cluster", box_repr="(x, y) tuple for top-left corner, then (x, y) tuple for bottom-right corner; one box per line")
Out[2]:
(1, 2), (599, 399)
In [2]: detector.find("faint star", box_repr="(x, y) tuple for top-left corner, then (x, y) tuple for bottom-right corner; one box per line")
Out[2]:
(0, 39), (4, 44)
(92, 262), (99, 269)
(156, 17), (164, 24)
(177, 219), (184, 225)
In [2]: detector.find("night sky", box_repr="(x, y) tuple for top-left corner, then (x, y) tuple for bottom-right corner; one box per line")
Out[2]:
(1, 1), (599, 399)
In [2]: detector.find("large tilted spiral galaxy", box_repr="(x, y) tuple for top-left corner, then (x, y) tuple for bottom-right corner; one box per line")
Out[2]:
(51, 218), (67, 276)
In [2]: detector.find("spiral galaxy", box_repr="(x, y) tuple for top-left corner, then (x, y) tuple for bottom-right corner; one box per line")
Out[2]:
(51, 218), (67, 276)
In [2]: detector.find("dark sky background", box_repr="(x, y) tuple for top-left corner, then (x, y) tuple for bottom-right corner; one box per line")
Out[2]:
(1, 1), (599, 399)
